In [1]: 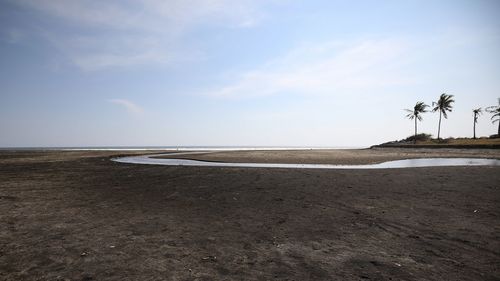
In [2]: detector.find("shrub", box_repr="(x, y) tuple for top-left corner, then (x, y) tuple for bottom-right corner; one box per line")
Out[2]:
(404, 133), (432, 142)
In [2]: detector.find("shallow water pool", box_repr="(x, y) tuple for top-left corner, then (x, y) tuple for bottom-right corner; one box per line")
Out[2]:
(112, 153), (500, 169)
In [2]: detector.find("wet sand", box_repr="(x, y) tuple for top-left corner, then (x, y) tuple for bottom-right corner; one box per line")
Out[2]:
(1, 149), (500, 280)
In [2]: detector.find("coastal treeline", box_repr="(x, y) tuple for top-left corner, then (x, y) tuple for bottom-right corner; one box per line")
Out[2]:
(405, 94), (500, 143)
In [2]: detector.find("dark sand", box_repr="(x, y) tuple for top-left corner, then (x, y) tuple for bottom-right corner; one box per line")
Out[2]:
(1, 149), (500, 280)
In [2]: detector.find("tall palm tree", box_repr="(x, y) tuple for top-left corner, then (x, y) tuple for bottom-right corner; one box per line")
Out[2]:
(486, 98), (500, 136)
(472, 108), (482, 139)
(432, 93), (455, 139)
(405, 101), (429, 143)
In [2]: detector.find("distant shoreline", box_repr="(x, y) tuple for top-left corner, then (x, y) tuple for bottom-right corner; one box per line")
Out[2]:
(372, 143), (500, 149)
(373, 137), (500, 149)
(2, 140), (500, 151)
(0, 146), (367, 151)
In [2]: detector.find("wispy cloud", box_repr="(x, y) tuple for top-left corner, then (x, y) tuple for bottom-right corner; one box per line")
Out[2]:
(17, 0), (266, 30)
(0, 28), (25, 44)
(109, 99), (144, 114)
(209, 38), (416, 98)
(71, 49), (172, 72)
(11, 0), (272, 70)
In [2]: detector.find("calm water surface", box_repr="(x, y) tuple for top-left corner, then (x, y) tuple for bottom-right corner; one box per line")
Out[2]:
(113, 153), (500, 169)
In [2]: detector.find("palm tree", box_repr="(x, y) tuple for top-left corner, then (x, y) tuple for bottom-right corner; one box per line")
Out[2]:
(432, 93), (455, 139)
(486, 98), (500, 136)
(472, 108), (482, 139)
(405, 101), (429, 143)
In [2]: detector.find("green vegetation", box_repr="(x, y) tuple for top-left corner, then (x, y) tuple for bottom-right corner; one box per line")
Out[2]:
(410, 137), (500, 146)
(376, 136), (500, 148)
(403, 96), (499, 141)
(403, 133), (432, 143)
(405, 102), (429, 143)
(486, 98), (500, 136)
(432, 93), (455, 139)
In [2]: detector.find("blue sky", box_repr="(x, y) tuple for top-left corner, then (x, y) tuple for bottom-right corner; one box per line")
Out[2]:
(1, 0), (499, 147)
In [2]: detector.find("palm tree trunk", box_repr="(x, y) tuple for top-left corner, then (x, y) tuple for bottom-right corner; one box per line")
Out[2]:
(437, 111), (442, 139)
(414, 118), (417, 144)
(473, 117), (476, 139)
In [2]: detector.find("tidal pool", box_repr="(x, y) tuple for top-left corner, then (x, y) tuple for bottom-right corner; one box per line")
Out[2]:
(112, 153), (500, 169)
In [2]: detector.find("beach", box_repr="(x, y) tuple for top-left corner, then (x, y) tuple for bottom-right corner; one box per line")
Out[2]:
(1, 149), (499, 280)
(155, 147), (500, 165)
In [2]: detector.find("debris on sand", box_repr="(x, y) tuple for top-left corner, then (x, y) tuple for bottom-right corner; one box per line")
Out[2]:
(201, 255), (217, 262)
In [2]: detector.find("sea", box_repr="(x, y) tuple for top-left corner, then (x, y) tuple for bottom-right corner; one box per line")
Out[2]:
(0, 146), (365, 151)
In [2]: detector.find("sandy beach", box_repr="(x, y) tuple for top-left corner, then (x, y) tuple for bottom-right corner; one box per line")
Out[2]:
(156, 147), (500, 165)
(1, 148), (500, 280)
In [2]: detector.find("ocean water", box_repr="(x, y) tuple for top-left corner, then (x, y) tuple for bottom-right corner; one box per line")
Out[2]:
(0, 146), (364, 151)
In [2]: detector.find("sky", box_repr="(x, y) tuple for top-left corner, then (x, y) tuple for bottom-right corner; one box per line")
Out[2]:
(1, 0), (499, 147)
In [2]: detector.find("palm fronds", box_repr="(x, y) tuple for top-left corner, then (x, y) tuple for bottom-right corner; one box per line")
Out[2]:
(405, 101), (428, 121)
(473, 108), (482, 124)
(432, 93), (455, 119)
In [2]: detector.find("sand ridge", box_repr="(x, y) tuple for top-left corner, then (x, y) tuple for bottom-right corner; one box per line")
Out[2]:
(155, 147), (500, 165)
